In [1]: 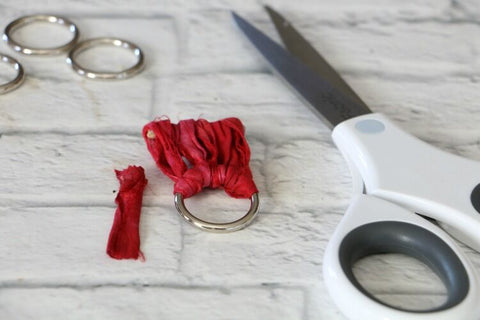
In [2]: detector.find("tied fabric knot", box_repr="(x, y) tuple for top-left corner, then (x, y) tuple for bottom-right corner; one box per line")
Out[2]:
(174, 164), (257, 198)
(143, 117), (258, 199)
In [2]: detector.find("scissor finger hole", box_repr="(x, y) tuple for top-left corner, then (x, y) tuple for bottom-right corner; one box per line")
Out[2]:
(67, 37), (145, 80)
(353, 253), (447, 311)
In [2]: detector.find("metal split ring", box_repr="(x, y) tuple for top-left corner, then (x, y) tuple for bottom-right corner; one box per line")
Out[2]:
(66, 37), (145, 80)
(174, 192), (260, 233)
(0, 54), (24, 94)
(3, 14), (79, 55)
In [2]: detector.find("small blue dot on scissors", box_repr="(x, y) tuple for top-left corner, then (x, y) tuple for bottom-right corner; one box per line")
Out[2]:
(355, 119), (385, 134)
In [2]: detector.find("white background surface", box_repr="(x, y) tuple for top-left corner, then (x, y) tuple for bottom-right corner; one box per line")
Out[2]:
(1, 0), (480, 319)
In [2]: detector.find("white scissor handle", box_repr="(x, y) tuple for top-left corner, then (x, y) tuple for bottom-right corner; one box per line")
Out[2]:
(323, 195), (480, 320)
(332, 113), (480, 252)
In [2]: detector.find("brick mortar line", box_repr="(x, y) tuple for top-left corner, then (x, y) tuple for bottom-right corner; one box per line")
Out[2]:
(2, 9), (480, 27)
(0, 281), (308, 292)
(0, 281), (449, 297)
(147, 77), (158, 120)
(0, 124), (327, 136)
(0, 129), (144, 136)
(24, 69), (480, 82)
(0, 102), (478, 137)
(0, 201), (347, 215)
(8, 68), (480, 89)
(3, 64), (478, 85)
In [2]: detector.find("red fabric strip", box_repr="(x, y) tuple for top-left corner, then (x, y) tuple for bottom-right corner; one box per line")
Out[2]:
(143, 117), (258, 199)
(106, 165), (148, 260)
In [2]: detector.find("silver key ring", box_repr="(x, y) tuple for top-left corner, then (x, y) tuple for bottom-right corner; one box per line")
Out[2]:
(174, 192), (260, 233)
(66, 37), (145, 80)
(3, 14), (79, 55)
(0, 54), (24, 94)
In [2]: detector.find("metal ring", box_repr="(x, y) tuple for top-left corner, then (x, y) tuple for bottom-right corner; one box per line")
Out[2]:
(0, 54), (24, 94)
(174, 192), (260, 233)
(66, 37), (145, 80)
(3, 15), (79, 55)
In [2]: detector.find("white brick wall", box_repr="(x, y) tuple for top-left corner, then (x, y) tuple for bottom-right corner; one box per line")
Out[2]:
(1, 0), (480, 319)
(0, 287), (305, 320)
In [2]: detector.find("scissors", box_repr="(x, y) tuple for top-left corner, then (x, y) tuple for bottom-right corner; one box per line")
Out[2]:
(232, 7), (480, 320)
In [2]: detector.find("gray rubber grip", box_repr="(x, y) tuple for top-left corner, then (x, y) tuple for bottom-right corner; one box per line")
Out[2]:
(470, 183), (480, 214)
(339, 221), (469, 312)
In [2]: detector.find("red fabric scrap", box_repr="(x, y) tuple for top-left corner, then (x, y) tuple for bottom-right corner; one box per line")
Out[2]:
(143, 117), (258, 199)
(106, 165), (148, 260)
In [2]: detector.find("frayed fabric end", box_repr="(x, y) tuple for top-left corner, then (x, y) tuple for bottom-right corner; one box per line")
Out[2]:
(106, 165), (148, 261)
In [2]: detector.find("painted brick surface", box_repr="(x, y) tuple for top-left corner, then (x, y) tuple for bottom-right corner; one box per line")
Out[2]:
(0, 0), (480, 319)
(0, 287), (305, 320)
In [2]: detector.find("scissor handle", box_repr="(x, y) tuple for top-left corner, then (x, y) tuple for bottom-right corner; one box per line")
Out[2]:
(332, 113), (480, 252)
(323, 195), (480, 320)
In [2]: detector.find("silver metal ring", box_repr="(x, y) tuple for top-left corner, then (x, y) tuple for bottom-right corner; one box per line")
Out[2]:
(174, 192), (260, 233)
(3, 15), (79, 55)
(66, 37), (145, 80)
(0, 54), (24, 94)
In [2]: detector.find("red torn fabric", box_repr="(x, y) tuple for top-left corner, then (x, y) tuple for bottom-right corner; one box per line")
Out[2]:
(106, 165), (148, 260)
(143, 117), (258, 199)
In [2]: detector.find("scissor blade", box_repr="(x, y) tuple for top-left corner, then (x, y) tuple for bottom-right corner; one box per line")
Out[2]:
(265, 6), (370, 111)
(232, 12), (370, 128)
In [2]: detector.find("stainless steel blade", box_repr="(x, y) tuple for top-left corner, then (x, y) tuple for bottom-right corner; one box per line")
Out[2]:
(232, 12), (371, 128)
(265, 6), (370, 112)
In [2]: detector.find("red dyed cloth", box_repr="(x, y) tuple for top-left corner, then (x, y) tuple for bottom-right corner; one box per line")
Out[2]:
(143, 117), (257, 199)
(106, 165), (148, 260)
